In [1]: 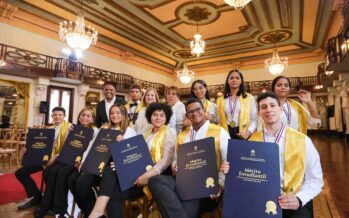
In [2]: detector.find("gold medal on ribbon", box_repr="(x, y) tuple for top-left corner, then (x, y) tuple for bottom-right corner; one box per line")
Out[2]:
(129, 121), (134, 127)
(230, 121), (236, 127)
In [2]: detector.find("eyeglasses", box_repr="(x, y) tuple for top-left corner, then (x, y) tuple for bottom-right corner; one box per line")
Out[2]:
(187, 107), (203, 115)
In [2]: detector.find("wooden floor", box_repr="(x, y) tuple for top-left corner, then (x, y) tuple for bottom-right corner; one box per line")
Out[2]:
(0, 132), (348, 218)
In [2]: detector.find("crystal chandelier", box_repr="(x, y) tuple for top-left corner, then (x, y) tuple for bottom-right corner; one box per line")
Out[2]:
(265, 49), (288, 76)
(58, 2), (98, 52)
(190, 22), (205, 57)
(224, 0), (252, 10)
(177, 63), (195, 84)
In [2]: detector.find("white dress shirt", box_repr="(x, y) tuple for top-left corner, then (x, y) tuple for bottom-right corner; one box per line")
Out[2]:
(263, 127), (323, 206)
(175, 120), (230, 187)
(281, 101), (321, 130)
(223, 95), (257, 133)
(105, 96), (116, 119)
(171, 100), (186, 134)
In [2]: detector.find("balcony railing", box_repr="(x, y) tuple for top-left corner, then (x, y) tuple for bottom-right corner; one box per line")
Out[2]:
(0, 43), (165, 96)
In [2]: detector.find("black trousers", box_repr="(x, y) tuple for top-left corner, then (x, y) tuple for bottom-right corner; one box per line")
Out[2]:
(15, 165), (43, 200)
(68, 171), (101, 216)
(227, 125), (240, 139)
(98, 166), (144, 218)
(40, 162), (75, 214)
(282, 200), (313, 218)
(51, 164), (76, 214)
(148, 175), (202, 218)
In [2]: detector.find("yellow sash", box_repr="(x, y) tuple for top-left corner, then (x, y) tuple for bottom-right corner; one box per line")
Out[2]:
(143, 125), (168, 199)
(249, 127), (306, 193)
(203, 100), (213, 114)
(288, 99), (307, 135)
(176, 123), (221, 170)
(125, 101), (143, 113)
(217, 93), (252, 132)
(51, 121), (70, 156)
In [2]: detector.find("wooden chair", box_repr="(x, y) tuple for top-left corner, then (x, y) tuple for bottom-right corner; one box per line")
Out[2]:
(0, 128), (20, 169)
(124, 196), (154, 218)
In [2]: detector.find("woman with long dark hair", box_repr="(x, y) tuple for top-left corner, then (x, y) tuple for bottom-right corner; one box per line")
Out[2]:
(189, 80), (218, 123)
(217, 70), (257, 139)
(269, 75), (320, 134)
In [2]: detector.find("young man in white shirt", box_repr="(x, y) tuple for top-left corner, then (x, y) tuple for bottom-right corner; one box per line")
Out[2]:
(222, 92), (323, 218)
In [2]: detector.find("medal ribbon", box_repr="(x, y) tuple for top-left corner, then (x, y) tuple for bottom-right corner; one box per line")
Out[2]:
(263, 124), (286, 144)
(189, 129), (196, 142)
(283, 101), (292, 124)
(229, 96), (239, 121)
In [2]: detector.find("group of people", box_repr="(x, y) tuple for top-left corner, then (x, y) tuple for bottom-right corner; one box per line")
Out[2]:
(14, 70), (323, 218)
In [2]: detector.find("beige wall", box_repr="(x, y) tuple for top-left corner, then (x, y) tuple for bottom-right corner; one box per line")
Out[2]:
(174, 61), (322, 88)
(0, 22), (174, 86)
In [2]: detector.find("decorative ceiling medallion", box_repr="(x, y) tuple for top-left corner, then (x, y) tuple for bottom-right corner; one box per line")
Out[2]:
(176, 2), (219, 25)
(173, 50), (195, 59)
(258, 30), (292, 44)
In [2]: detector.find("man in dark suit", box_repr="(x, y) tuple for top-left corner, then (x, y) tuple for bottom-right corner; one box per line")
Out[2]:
(95, 82), (125, 128)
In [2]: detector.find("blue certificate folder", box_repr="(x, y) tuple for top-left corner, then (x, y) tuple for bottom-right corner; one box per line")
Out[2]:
(56, 125), (94, 166)
(109, 134), (154, 191)
(223, 139), (281, 218)
(81, 129), (121, 176)
(22, 128), (55, 166)
(176, 137), (219, 200)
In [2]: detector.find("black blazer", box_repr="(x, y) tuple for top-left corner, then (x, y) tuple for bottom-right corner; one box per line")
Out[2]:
(95, 97), (125, 128)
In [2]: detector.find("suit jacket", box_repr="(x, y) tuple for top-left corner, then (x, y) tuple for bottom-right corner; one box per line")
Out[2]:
(95, 97), (126, 128)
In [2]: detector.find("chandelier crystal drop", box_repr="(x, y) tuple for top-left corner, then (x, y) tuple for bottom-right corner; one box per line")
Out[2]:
(265, 49), (288, 76)
(59, 13), (98, 52)
(224, 0), (252, 10)
(177, 63), (195, 84)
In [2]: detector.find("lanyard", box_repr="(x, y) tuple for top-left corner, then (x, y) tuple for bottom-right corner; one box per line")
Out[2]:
(189, 129), (196, 142)
(283, 101), (292, 124)
(263, 124), (285, 144)
(229, 96), (239, 120)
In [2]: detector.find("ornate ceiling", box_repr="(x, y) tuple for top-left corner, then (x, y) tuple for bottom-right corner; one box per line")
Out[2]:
(6, 0), (337, 74)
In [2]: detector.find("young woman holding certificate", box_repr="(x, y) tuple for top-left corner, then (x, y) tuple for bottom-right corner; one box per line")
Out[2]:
(217, 70), (257, 139)
(267, 76), (321, 134)
(69, 104), (136, 218)
(89, 102), (175, 218)
(34, 108), (96, 218)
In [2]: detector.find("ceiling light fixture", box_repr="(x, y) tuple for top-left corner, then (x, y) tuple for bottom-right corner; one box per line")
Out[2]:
(58, 0), (98, 52)
(190, 21), (205, 57)
(324, 55), (334, 76)
(177, 63), (195, 84)
(224, 0), (252, 10)
(265, 48), (288, 76)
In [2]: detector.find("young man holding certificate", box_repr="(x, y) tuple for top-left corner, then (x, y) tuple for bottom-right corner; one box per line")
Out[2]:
(148, 98), (230, 218)
(16, 107), (71, 210)
(222, 92), (323, 218)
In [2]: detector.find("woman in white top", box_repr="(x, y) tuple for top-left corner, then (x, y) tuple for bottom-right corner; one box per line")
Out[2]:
(89, 102), (175, 218)
(217, 70), (257, 140)
(165, 86), (186, 134)
(135, 87), (176, 134)
(270, 76), (321, 134)
(69, 104), (136, 217)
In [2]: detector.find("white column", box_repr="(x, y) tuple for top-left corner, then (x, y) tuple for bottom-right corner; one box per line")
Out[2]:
(340, 73), (349, 135)
(33, 78), (50, 127)
(76, 84), (90, 114)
